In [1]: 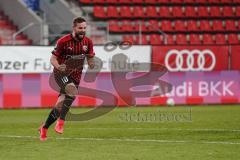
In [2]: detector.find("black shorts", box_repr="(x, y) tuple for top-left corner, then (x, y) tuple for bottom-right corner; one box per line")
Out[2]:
(54, 72), (79, 95)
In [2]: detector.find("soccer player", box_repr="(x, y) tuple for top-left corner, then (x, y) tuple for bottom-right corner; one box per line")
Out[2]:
(39, 17), (95, 141)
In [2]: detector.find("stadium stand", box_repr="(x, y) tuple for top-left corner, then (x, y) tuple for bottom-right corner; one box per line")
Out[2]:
(0, 0), (239, 45)
(79, 0), (240, 45)
(80, 0), (237, 5)
(0, 10), (32, 45)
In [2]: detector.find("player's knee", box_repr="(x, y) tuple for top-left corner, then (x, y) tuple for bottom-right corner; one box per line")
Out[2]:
(65, 83), (78, 97)
(55, 94), (65, 111)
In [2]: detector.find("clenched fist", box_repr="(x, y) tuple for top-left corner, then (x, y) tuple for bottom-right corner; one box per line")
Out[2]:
(57, 64), (67, 72)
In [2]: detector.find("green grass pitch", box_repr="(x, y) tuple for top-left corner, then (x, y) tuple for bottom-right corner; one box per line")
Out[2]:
(0, 105), (240, 160)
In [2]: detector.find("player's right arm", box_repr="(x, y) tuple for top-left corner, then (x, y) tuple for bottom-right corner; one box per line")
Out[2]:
(51, 40), (66, 72)
(50, 55), (66, 72)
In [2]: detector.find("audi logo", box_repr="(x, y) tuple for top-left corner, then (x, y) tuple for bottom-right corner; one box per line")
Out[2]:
(165, 49), (216, 71)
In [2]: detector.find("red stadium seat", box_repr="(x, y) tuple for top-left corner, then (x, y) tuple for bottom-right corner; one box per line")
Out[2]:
(160, 20), (173, 32)
(150, 34), (162, 45)
(151, 0), (169, 3)
(142, 34), (149, 45)
(227, 34), (239, 44)
(184, 0), (196, 3)
(202, 34), (215, 45)
(147, 20), (160, 32)
(80, 0), (92, 3)
(197, 0), (209, 3)
(0, 20), (9, 27)
(159, 6), (171, 17)
(123, 35), (135, 44)
(189, 34), (201, 45)
(142, 22), (150, 33)
(199, 20), (212, 31)
(139, 21), (148, 32)
(145, 6), (158, 18)
(176, 34), (188, 44)
(173, 20), (186, 32)
(134, 21), (148, 32)
(132, 6), (145, 18)
(184, 6), (197, 17)
(186, 20), (199, 32)
(198, 6), (209, 17)
(107, 6), (119, 18)
(132, 0), (143, 4)
(93, 0), (106, 4)
(108, 20), (120, 32)
(119, 6), (132, 18)
(212, 20), (224, 31)
(236, 6), (240, 16)
(132, 21), (140, 32)
(93, 6), (106, 18)
(222, 6), (234, 17)
(208, 0), (221, 3)
(209, 6), (222, 17)
(172, 6), (184, 18)
(238, 20), (240, 30)
(146, 0), (164, 4)
(119, 0), (132, 4)
(215, 34), (227, 44)
(132, 21), (139, 31)
(166, 34), (175, 45)
(136, 34), (149, 44)
(146, 0), (157, 4)
(121, 20), (134, 32)
(220, 0), (233, 3)
(232, 0), (240, 3)
(170, 0), (184, 3)
(224, 20), (237, 31)
(105, 0), (118, 4)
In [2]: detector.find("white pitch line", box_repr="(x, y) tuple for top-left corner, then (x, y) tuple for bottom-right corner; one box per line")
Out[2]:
(0, 135), (240, 145)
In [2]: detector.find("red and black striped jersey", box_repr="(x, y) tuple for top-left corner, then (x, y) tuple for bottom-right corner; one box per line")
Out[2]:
(52, 34), (95, 83)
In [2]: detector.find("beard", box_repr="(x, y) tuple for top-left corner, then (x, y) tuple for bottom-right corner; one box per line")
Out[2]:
(75, 32), (85, 40)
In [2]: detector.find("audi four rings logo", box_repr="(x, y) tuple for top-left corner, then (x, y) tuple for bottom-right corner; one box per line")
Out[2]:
(164, 49), (216, 71)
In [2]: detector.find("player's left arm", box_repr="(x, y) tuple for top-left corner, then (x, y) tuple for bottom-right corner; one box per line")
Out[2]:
(87, 39), (95, 69)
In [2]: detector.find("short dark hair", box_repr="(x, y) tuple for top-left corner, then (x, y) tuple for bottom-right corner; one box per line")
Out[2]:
(73, 17), (86, 26)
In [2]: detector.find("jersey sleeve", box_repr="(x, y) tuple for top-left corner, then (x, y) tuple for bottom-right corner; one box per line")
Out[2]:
(87, 39), (95, 58)
(52, 40), (63, 57)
